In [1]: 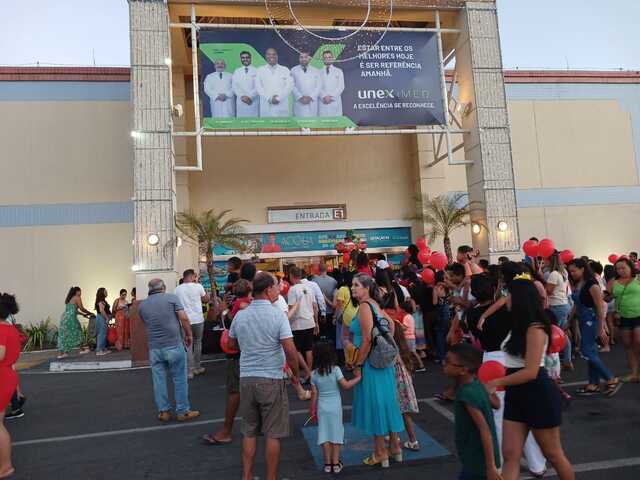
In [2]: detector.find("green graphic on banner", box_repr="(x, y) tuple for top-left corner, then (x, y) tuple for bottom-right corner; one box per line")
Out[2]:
(203, 116), (355, 129)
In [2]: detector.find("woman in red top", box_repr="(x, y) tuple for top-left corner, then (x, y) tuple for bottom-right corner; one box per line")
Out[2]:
(0, 293), (21, 479)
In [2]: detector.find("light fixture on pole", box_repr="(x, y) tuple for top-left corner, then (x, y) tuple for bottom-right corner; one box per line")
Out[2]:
(472, 223), (481, 235)
(497, 221), (509, 232)
(147, 233), (160, 246)
(131, 264), (139, 272)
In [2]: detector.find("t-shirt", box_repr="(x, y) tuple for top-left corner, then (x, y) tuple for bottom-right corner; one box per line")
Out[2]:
(288, 283), (317, 331)
(467, 305), (512, 352)
(138, 293), (185, 350)
(578, 278), (599, 308)
(302, 279), (327, 316)
(402, 313), (416, 340)
(229, 299), (293, 379)
(336, 286), (358, 327)
(312, 274), (338, 315)
(174, 282), (206, 324)
(546, 271), (569, 306)
(454, 379), (501, 476)
(273, 295), (289, 316)
(311, 365), (344, 399)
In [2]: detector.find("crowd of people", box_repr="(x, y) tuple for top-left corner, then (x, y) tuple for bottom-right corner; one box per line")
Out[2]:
(2, 243), (639, 480)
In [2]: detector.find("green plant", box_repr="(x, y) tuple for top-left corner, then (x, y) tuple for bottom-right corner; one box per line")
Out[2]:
(24, 318), (58, 352)
(81, 324), (96, 349)
(175, 209), (248, 296)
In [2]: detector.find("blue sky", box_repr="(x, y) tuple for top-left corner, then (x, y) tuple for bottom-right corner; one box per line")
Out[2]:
(0, 0), (638, 70)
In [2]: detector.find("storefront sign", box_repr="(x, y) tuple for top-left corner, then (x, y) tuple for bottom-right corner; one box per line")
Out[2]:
(267, 205), (346, 224)
(199, 29), (444, 129)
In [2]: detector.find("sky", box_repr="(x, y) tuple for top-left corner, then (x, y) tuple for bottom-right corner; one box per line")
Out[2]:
(0, 0), (638, 70)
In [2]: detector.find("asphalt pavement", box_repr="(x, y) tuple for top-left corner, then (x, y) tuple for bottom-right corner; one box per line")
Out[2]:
(7, 345), (640, 479)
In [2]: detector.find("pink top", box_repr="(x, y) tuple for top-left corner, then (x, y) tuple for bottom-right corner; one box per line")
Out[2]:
(402, 313), (416, 340)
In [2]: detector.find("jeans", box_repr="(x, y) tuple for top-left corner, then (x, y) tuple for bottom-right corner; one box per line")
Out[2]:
(549, 303), (572, 363)
(187, 323), (204, 373)
(95, 314), (108, 352)
(578, 307), (614, 385)
(150, 345), (190, 414)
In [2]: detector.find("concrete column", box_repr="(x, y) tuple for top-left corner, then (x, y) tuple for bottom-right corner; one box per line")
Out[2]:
(129, 0), (177, 297)
(456, 1), (520, 262)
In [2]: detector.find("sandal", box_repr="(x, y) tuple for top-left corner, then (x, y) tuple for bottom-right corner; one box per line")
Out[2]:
(323, 464), (333, 473)
(0, 467), (15, 479)
(363, 453), (389, 468)
(332, 461), (343, 474)
(403, 440), (421, 451)
(621, 373), (640, 383)
(603, 378), (622, 398)
(575, 385), (600, 396)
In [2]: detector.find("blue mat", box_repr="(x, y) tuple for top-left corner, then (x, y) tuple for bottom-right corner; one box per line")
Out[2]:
(302, 423), (450, 470)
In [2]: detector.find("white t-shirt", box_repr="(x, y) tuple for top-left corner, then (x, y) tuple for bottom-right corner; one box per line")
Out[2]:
(546, 271), (569, 306)
(288, 283), (316, 331)
(273, 295), (289, 316)
(174, 282), (206, 324)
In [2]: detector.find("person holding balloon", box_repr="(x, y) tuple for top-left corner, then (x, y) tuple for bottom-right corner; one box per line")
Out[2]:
(567, 259), (622, 397)
(543, 252), (573, 371)
(485, 275), (575, 480)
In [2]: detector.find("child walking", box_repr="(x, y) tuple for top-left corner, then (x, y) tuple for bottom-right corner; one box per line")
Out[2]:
(393, 321), (421, 451)
(444, 343), (502, 480)
(310, 342), (361, 474)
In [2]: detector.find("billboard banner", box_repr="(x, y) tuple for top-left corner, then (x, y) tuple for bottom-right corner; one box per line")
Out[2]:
(199, 29), (445, 129)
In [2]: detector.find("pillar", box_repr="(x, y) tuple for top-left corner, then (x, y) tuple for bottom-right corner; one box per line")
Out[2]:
(129, 0), (177, 298)
(456, 1), (520, 262)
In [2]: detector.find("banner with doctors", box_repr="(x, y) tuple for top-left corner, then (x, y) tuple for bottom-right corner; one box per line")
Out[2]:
(200, 29), (445, 129)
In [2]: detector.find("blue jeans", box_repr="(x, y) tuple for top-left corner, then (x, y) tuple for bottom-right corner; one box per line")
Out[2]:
(150, 345), (190, 414)
(578, 307), (613, 385)
(549, 303), (572, 363)
(95, 314), (108, 352)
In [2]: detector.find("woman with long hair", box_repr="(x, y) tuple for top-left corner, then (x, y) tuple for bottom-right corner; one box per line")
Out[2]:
(543, 252), (573, 370)
(94, 288), (112, 356)
(57, 287), (93, 359)
(607, 258), (640, 382)
(486, 276), (574, 480)
(567, 259), (621, 396)
(350, 273), (404, 468)
(112, 289), (130, 351)
(0, 293), (21, 478)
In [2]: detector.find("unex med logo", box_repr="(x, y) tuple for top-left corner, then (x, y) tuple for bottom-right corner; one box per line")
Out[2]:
(357, 89), (395, 100)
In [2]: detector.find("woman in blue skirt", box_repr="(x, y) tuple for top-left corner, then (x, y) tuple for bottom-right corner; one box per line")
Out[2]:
(350, 273), (404, 468)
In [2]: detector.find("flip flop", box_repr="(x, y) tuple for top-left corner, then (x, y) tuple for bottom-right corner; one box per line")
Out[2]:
(201, 434), (232, 445)
(0, 467), (15, 479)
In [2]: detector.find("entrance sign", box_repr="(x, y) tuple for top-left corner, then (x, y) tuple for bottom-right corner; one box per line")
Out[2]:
(199, 29), (445, 129)
(267, 205), (346, 224)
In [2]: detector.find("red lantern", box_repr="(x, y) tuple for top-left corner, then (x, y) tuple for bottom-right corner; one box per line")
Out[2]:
(608, 254), (619, 264)
(549, 325), (567, 354)
(335, 241), (345, 253)
(430, 251), (448, 271)
(522, 239), (539, 258)
(358, 241), (368, 251)
(559, 249), (574, 264)
(417, 250), (431, 265)
(421, 268), (435, 286)
(220, 330), (239, 354)
(538, 238), (555, 258)
(416, 237), (428, 251)
(478, 361), (506, 391)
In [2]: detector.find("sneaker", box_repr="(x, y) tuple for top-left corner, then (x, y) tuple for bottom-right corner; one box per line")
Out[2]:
(176, 410), (200, 422)
(96, 350), (112, 357)
(5, 409), (24, 420)
(157, 411), (171, 422)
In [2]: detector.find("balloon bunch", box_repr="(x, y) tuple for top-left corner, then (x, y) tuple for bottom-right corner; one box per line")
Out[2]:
(522, 238), (574, 264)
(335, 230), (367, 266)
(409, 237), (449, 286)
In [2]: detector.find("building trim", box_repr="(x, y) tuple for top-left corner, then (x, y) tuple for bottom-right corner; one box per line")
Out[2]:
(0, 202), (133, 228)
(516, 186), (640, 209)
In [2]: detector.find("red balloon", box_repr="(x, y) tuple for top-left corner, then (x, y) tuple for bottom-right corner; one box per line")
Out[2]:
(220, 330), (239, 354)
(538, 239), (555, 258)
(342, 252), (350, 265)
(548, 325), (567, 354)
(478, 361), (506, 390)
(559, 249), (574, 264)
(416, 237), (428, 251)
(430, 251), (448, 271)
(417, 250), (431, 265)
(522, 240), (539, 257)
(608, 254), (619, 264)
(279, 280), (289, 296)
(421, 268), (435, 285)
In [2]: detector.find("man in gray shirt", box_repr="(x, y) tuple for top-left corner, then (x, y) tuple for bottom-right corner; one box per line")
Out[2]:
(138, 278), (200, 423)
(312, 263), (338, 340)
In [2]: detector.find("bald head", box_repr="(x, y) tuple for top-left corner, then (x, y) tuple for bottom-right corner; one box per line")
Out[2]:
(148, 278), (166, 294)
(265, 48), (278, 66)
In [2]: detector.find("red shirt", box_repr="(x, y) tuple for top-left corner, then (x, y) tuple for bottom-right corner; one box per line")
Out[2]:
(230, 296), (252, 319)
(0, 323), (21, 368)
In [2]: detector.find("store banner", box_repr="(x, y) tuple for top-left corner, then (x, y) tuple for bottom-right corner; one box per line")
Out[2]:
(199, 30), (445, 129)
(213, 227), (412, 256)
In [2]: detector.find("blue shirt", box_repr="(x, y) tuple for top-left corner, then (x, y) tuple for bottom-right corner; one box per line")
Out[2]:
(138, 292), (184, 350)
(229, 299), (293, 379)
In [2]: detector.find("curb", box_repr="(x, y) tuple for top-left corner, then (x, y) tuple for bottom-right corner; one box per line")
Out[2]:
(49, 360), (132, 372)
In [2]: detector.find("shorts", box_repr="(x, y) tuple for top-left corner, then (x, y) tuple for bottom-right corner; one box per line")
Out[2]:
(620, 316), (640, 330)
(504, 368), (561, 429)
(293, 328), (315, 353)
(226, 357), (240, 394)
(239, 377), (289, 438)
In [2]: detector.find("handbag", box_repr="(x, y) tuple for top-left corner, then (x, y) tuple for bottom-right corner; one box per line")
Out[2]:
(365, 301), (398, 369)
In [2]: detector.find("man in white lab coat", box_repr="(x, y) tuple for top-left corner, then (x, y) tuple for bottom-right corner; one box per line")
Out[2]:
(290, 52), (321, 117)
(256, 48), (293, 118)
(232, 51), (259, 117)
(318, 51), (345, 117)
(203, 59), (235, 118)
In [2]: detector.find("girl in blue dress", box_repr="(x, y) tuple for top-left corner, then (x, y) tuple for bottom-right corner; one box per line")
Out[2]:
(310, 342), (361, 474)
(349, 273), (405, 468)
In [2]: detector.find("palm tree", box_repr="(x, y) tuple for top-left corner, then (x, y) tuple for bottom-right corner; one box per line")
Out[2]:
(418, 193), (480, 262)
(175, 209), (248, 296)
